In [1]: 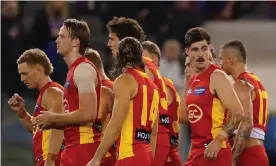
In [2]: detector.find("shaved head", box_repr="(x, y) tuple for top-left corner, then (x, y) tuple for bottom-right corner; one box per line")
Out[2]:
(221, 40), (247, 63)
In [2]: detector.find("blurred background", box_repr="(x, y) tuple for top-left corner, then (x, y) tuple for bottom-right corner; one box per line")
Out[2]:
(1, 1), (276, 166)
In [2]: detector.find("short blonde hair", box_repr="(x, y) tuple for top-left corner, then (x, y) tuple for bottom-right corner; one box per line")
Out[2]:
(17, 49), (53, 76)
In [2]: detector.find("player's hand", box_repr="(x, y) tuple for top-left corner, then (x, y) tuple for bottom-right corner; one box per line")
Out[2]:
(8, 93), (25, 114)
(31, 116), (38, 126)
(204, 139), (222, 160)
(36, 111), (54, 125)
(86, 157), (101, 166)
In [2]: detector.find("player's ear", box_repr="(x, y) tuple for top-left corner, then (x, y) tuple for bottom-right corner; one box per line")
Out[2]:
(185, 48), (189, 56)
(36, 65), (44, 75)
(152, 56), (159, 66)
(72, 38), (80, 47)
(228, 56), (234, 65)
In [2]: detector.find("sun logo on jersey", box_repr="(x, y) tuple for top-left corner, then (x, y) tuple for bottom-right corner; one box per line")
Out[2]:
(187, 104), (203, 123)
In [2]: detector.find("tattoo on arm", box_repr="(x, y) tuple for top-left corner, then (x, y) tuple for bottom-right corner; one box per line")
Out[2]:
(232, 121), (252, 160)
(222, 114), (243, 136)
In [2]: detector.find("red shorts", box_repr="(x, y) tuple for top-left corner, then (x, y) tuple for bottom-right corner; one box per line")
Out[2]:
(153, 144), (170, 166)
(165, 147), (182, 166)
(60, 143), (100, 166)
(153, 132), (171, 166)
(236, 146), (269, 166)
(184, 147), (232, 166)
(115, 144), (153, 166)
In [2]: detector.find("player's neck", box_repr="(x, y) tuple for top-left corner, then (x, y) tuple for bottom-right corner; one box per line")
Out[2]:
(195, 62), (211, 75)
(100, 71), (109, 80)
(232, 64), (248, 80)
(64, 52), (82, 68)
(37, 76), (52, 91)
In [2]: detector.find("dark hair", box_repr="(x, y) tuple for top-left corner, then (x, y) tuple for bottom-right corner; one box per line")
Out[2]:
(142, 41), (161, 63)
(107, 17), (146, 41)
(84, 48), (103, 70)
(210, 45), (216, 59)
(63, 18), (90, 55)
(112, 37), (145, 77)
(17, 49), (54, 76)
(185, 27), (211, 48)
(222, 40), (247, 63)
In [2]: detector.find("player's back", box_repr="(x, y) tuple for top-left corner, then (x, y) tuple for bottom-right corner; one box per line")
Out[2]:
(186, 64), (230, 148)
(33, 81), (64, 165)
(63, 57), (101, 147)
(143, 57), (170, 134)
(116, 68), (159, 160)
(234, 73), (269, 166)
(238, 72), (268, 136)
(163, 77), (180, 146)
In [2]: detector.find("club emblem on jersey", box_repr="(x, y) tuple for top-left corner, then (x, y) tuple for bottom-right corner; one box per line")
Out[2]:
(187, 88), (192, 95)
(194, 87), (206, 95)
(64, 80), (70, 89)
(187, 104), (203, 123)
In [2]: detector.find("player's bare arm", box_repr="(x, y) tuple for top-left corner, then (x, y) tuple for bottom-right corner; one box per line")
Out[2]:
(231, 79), (254, 162)
(211, 70), (246, 138)
(100, 86), (114, 136)
(204, 70), (246, 160)
(42, 87), (64, 164)
(8, 94), (34, 134)
(179, 77), (189, 124)
(89, 73), (137, 163)
(150, 113), (158, 156)
(37, 63), (98, 124)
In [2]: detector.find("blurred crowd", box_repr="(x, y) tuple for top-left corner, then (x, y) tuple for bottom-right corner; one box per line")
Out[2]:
(2, 1), (276, 98)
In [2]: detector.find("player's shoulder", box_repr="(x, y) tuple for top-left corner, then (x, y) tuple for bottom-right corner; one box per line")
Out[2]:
(115, 72), (135, 84)
(114, 73), (137, 89)
(74, 62), (98, 83)
(42, 87), (63, 105)
(211, 69), (229, 80)
(44, 86), (63, 97)
(101, 86), (113, 96)
(76, 62), (96, 73)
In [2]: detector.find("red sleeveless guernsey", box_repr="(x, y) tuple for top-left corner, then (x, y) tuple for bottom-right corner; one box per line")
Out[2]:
(187, 64), (230, 148)
(63, 57), (101, 147)
(101, 79), (116, 160)
(98, 79), (114, 120)
(33, 81), (64, 162)
(116, 68), (159, 160)
(142, 57), (170, 134)
(163, 77), (181, 147)
(238, 72), (268, 132)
